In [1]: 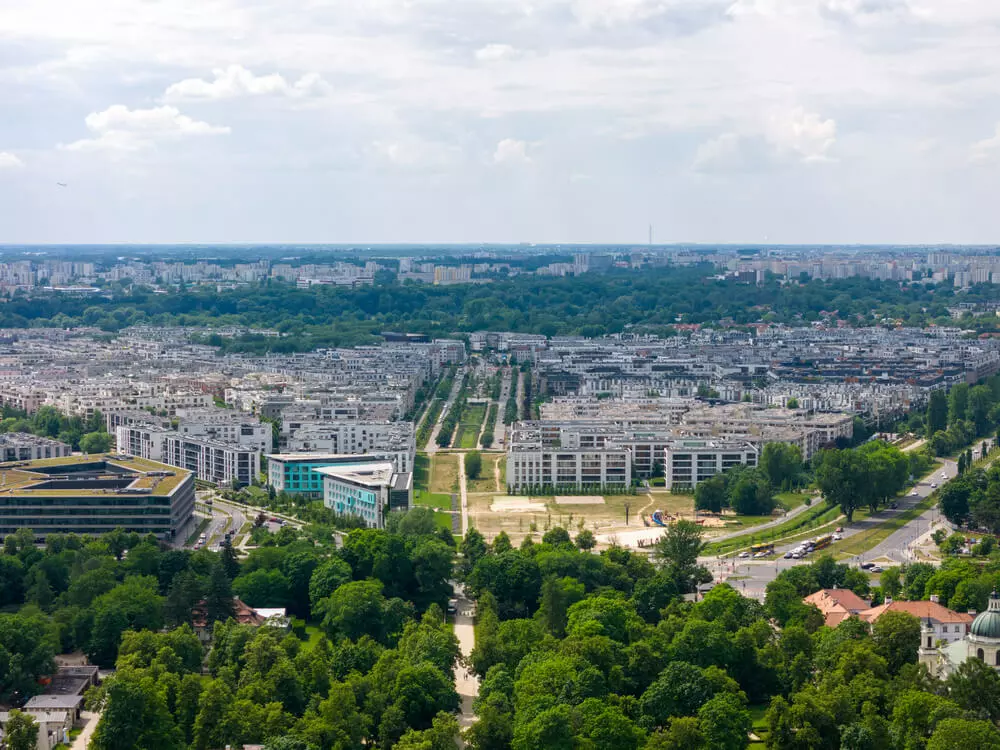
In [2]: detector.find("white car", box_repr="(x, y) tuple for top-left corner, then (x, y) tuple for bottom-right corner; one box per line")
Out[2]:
(832, 534), (843, 541)
(791, 552), (802, 559)
(910, 491), (919, 497)
(931, 483), (938, 489)
(738, 551), (750, 559)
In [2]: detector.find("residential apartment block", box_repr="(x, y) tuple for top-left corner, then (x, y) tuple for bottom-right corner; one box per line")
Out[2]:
(663, 438), (759, 490)
(0, 433), (71, 462)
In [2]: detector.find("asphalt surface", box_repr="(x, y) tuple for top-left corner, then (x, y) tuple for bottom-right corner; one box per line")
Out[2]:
(704, 459), (958, 600)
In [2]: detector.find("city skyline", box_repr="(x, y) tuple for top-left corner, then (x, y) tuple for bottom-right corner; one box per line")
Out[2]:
(2, 1), (1000, 243)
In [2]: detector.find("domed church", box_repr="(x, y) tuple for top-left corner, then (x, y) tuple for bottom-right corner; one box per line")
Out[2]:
(920, 591), (1000, 677)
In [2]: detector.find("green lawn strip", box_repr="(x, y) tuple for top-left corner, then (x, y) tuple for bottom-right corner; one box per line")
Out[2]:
(413, 490), (453, 510)
(703, 503), (841, 556)
(775, 491), (810, 511)
(455, 404), (487, 448)
(434, 511), (454, 531)
(413, 453), (431, 492)
(749, 704), (770, 747)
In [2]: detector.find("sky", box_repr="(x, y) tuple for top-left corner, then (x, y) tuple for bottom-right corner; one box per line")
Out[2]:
(1, 0), (1000, 244)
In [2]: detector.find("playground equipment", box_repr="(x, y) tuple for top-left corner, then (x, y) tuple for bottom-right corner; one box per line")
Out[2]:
(651, 510), (667, 527)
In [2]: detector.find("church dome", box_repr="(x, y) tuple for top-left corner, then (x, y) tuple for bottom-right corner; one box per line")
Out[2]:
(971, 591), (1000, 639)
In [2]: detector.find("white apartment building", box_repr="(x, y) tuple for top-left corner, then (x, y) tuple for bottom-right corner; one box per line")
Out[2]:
(175, 408), (271, 454)
(0, 433), (71, 462)
(506, 449), (631, 492)
(285, 421), (415, 473)
(663, 438), (759, 490)
(116, 423), (260, 486)
(162, 435), (259, 487)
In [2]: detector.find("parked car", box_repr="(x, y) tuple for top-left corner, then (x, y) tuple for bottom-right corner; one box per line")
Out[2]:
(832, 533), (843, 541)
(910, 491), (919, 497)
(792, 552), (802, 559)
(871, 566), (883, 574)
(860, 562), (875, 570)
(931, 483), (938, 489)
(784, 551), (793, 559)
(447, 599), (458, 615)
(835, 527), (843, 533)
(738, 551), (750, 559)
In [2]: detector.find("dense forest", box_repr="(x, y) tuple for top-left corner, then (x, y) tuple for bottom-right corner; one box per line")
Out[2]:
(6, 270), (1000, 352)
(6, 512), (1000, 749)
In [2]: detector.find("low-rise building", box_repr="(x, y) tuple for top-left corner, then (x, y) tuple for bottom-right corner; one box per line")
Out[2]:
(803, 588), (871, 628)
(860, 597), (973, 645)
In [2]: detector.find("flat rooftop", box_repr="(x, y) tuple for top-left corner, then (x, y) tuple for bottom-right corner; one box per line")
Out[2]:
(0, 454), (191, 497)
(314, 461), (395, 487)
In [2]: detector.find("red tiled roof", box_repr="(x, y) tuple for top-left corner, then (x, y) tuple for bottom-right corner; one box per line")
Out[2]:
(860, 600), (974, 625)
(803, 588), (871, 628)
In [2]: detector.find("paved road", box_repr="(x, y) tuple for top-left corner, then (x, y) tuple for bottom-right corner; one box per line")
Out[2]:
(706, 459), (957, 600)
(707, 493), (817, 545)
(491, 366), (513, 449)
(427, 367), (466, 453)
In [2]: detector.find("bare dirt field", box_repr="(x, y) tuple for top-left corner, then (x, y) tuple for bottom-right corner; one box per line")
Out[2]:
(467, 491), (703, 545)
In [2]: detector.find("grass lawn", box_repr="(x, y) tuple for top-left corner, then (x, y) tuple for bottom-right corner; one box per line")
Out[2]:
(430, 454), (460, 494)
(434, 511), (454, 531)
(776, 491), (810, 511)
(467, 453), (503, 493)
(413, 453), (431, 492)
(455, 404), (487, 449)
(414, 490), (453, 510)
(749, 704), (769, 747)
(303, 624), (324, 646)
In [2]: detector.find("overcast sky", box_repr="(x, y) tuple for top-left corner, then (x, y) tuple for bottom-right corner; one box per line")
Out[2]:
(2, 0), (1000, 244)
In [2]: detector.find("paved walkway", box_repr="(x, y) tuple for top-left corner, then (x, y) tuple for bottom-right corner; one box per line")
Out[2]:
(489, 366), (513, 449)
(704, 494), (817, 545)
(70, 711), (100, 750)
(452, 585), (479, 733)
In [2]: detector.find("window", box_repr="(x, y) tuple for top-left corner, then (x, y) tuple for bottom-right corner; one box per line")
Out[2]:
(978, 648), (985, 661)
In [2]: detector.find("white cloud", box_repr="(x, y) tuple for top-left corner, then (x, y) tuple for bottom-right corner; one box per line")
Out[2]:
(61, 104), (230, 152)
(692, 133), (764, 172)
(475, 44), (520, 62)
(370, 138), (459, 169)
(0, 152), (24, 169)
(971, 125), (1000, 163)
(764, 107), (837, 162)
(163, 65), (329, 102)
(493, 138), (532, 165)
(694, 107), (837, 172)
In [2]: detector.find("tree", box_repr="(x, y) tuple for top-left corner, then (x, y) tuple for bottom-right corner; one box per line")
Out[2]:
(2, 710), (38, 750)
(927, 389), (948, 436)
(88, 577), (165, 666)
(949, 383), (970, 426)
(220, 541), (241, 580)
(695, 475), (727, 514)
(697, 693), (751, 750)
(946, 657), (1000, 723)
(639, 661), (713, 729)
(204, 565), (235, 625)
(815, 449), (868, 522)
(927, 718), (1000, 750)
(466, 451), (483, 480)
(760, 443), (803, 489)
(80, 431), (112, 454)
(646, 717), (705, 750)
(786, 397), (799, 409)
(653, 520), (711, 594)
(872, 610), (920, 674)
(90, 671), (182, 750)
(309, 557), (353, 614)
(575, 530), (596, 551)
